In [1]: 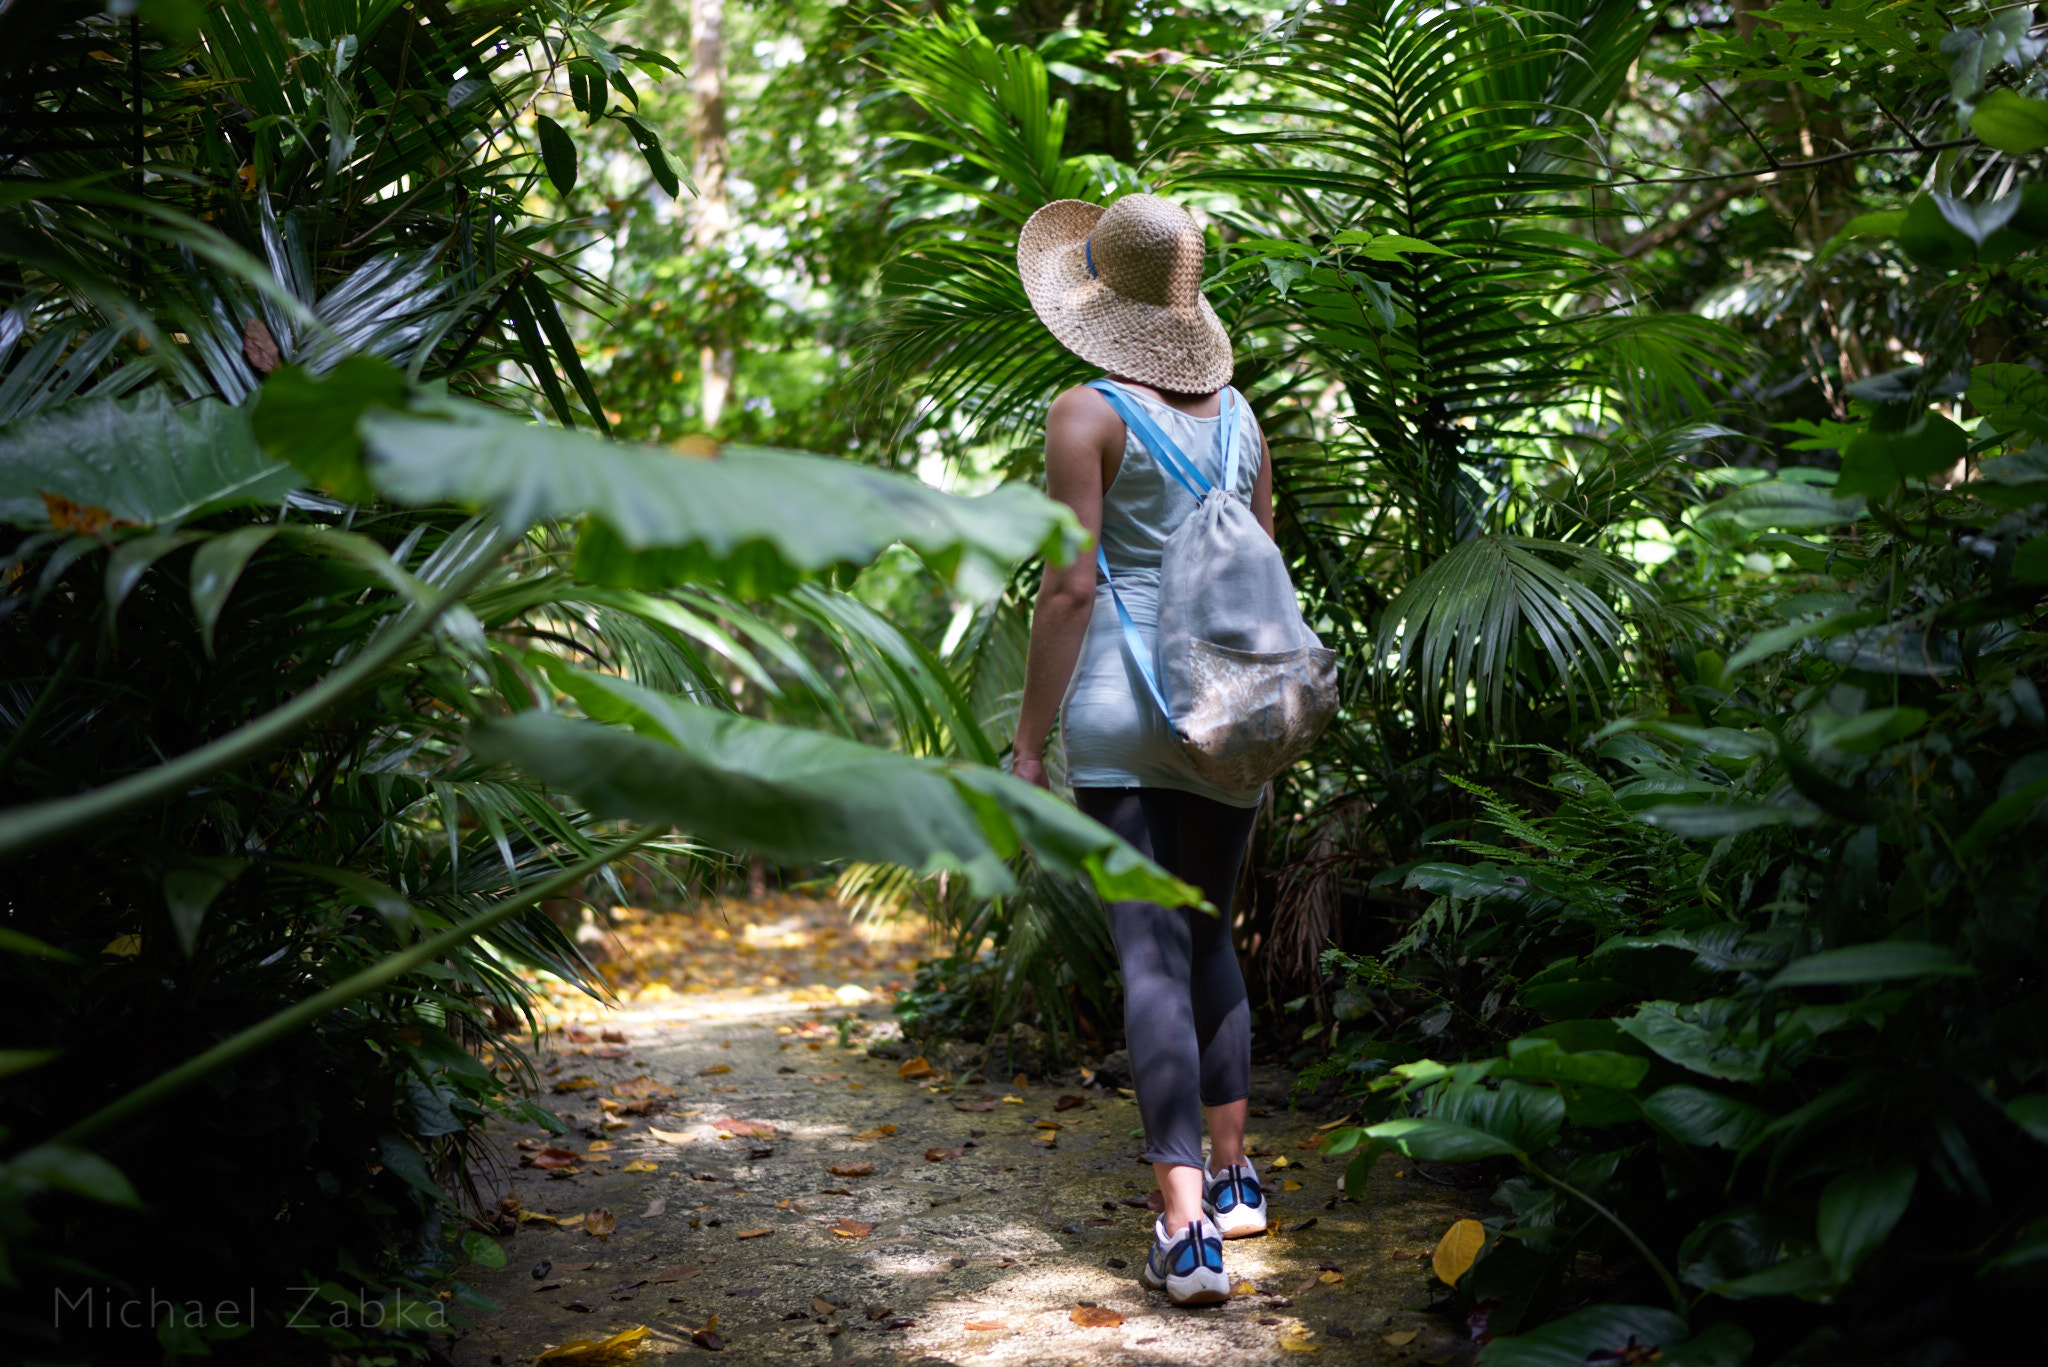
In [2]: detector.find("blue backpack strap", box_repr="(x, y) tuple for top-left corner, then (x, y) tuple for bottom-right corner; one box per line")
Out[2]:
(1085, 379), (1212, 499)
(1096, 544), (1171, 720)
(1218, 387), (1240, 495)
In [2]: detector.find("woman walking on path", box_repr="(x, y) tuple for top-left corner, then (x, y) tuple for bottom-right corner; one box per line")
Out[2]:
(1008, 194), (1275, 1308)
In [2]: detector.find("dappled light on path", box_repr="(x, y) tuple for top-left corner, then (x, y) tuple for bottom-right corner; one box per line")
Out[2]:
(451, 897), (1485, 1366)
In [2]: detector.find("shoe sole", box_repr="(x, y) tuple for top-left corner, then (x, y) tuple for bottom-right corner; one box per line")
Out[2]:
(1169, 1286), (1229, 1306)
(1204, 1205), (1269, 1239)
(1143, 1261), (1232, 1304)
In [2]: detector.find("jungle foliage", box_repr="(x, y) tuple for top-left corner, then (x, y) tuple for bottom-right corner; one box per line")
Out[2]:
(0, 1), (1181, 1360)
(846, 1), (2048, 1363)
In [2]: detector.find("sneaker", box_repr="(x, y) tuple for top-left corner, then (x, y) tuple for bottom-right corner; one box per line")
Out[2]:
(1139, 1215), (1230, 1305)
(1203, 1160), (1268, 1239)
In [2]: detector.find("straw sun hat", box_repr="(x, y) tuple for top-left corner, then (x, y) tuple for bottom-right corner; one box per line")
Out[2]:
(1017, 194), (1233, 395)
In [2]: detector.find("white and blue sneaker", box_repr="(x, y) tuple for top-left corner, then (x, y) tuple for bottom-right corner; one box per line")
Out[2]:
(1140, 1215), (1230, 1305)
(1203, 1160), (1268, 1239)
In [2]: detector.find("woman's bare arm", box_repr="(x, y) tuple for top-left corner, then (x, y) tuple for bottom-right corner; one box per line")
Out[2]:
(1011, 387), (1125, 789)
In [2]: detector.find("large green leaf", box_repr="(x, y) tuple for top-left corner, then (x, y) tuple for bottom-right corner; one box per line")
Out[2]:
(1477, 1305), (1691, 1367)
(1364, 1116), (1526, 1162)
(1766, 941), (1972, 989)
(359, 401), (1084, 589)
(0, 390), (299, 528)
(1616, 999), (1769, 1082)
(1817, 1159), (1914, 1282)
(466, 671), (1195, 907)
(1643, 1085), (1770, 1149)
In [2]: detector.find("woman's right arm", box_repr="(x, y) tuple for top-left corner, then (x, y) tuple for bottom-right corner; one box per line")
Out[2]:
(1011, 387), (1122, 790)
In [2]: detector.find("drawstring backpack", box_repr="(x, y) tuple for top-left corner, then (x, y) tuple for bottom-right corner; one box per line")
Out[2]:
(1087, 380), (1338, 792)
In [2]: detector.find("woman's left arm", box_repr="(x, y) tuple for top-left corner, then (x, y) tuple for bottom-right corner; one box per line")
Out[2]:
(1253, 427), (1276, 539)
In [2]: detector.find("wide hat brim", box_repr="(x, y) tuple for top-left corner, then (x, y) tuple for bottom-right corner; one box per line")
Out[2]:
(1017, 199), (1233, 394)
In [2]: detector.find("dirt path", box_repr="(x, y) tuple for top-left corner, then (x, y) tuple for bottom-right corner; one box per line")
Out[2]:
(446, 898), (1484, 1366)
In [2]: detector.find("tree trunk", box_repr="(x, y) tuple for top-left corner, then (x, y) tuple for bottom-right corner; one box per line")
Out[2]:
(690, 0), (735, 431)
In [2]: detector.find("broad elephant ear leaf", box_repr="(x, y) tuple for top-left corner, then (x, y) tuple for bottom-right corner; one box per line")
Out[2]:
(357, 400), (1085, 590)
(468, 669), (1197, 908)
(0, 390), (300, 528)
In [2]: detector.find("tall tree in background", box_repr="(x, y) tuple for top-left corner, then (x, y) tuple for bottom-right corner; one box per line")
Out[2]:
(692, 0), (735, 430)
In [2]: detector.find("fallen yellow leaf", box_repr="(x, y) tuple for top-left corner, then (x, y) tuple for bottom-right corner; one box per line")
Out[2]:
(897, 1056), (936, 1079)
(830, 1218), (875, 1238)
(699, 1064), (732, 1075)
(647, 1128), (694, 1144)
(965, 1319), (1009, 1331)
(622, 1160), (659, 1173)
(1271, 1155), (1291, 1169)
(533, 1324), (651, 1360)
(735, 1227), (774, 1239)
(1384, 1330), (1419, 1345)
(1279, 1329), (1321, 1353)
(1432, 1218), (1487, 1288)
(102, 934), (142, 958)
(583, 1208), (614, 1239)
(1282, 1179), (1303, 1191)
(1232, 1280), (1257, 1296)
(1318, 1270), (1344, 1284)
(1002, 1095), (1024, 1104)
(1070, 1305), (1124, 1327)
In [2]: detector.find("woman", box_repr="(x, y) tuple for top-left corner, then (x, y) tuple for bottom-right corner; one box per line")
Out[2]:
(1009, 194), (1272, 1307)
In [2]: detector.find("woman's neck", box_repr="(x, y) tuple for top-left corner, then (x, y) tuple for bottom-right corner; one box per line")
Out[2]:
(1105, 375), (1223, 419)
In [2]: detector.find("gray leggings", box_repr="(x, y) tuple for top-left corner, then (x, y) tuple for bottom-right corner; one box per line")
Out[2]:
(1076, 787), (1258, 1170)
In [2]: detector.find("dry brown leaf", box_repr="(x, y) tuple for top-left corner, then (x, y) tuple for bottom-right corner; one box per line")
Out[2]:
(698, 1064), (732, 1075)
(964, 1319), (1009, 1332)
(650, 1264), (702, 1284)
(709, 1118), (776, 1139)
(924, 1146), (965, 1162)
(851, 1124), (897, 1141)
(1070, 1305), (1124, 1328)
(612, 1075), (674, 1099)
(1384, 1330), (1419, 1346)
(550, 1076), (599, 1093)
(1054, 1094), (1088, 1111)
(41, 492), (130, 536)
(1012, 1073), (1029, 1088)
(1029, 1137), (1057, 1149)
(829, 1218), (875, 1239)
(734, 1228), (774, 1240)
(954, 1100), (1000, 1112)
(819, 1187), (851, 1196)
(526, 1147), (583, 1170)
(1033, 1120), (1062, 1130)
(812, 1296), (839, 1316)
(827, 1163), (873, 1177)
(691, 1328), (724, 1351)
(1432, 1218), (1487, 1288)
(600, 1029), (628, 1044)
(641, 1196), (667, 1218)
(583, 1208), (615, 1239)
(896, 1057), (936, 1079)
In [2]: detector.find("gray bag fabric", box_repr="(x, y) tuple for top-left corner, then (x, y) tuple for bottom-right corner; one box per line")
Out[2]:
(1088, 380), (1338, 792)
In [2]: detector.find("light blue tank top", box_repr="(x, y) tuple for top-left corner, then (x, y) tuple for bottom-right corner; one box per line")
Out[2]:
(1058, 381), (1264, 807)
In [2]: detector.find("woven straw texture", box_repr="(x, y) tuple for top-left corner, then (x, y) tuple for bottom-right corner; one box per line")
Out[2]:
(1017, 195), (1233, 394)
